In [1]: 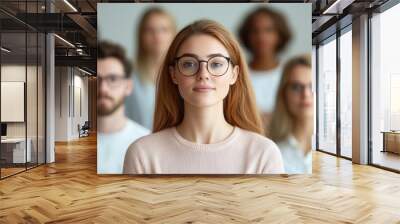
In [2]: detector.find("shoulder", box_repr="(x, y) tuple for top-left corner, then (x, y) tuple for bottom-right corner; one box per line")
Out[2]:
(237, 128), (284, 173)
(126, 127), (173, 152)
(276, 136), (298, 153)
(126, 119), (151, 136)
(238, 128), (278, 148)
(124, 128), (172, 167)
(238, 128), (281, 156)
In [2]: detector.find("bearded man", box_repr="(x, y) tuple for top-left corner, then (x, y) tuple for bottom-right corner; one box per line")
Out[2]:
(97, 41), (150, 174)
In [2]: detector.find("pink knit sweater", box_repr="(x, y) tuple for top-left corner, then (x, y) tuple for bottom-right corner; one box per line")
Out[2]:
(123, 126), (284, 174)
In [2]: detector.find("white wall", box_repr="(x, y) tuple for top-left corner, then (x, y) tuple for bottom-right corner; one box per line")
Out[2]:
(72, 73), (89, 138)
(54, 67), (89, 141)
(55, 66), (69, 141)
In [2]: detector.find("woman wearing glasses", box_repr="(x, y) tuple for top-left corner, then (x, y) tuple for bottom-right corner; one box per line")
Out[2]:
(269, 55), (313, 174)
(123, 20), (284, 174)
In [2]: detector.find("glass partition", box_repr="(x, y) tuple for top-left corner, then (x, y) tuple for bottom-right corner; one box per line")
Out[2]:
(0, 1), (46, 179)
(339, 28), (352, 158)
(1, 30), (28, 178)
(27, 30), (38, 169)
(317, 36), (337, 155)
(371, 4), (400, 171)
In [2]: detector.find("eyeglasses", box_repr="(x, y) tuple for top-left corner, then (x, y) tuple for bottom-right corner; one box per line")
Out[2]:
(97, 75), (127, 88)
(287, 82), (313, 94)
(172, 55), (232, 77)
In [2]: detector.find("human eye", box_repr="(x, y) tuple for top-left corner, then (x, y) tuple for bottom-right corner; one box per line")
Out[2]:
(291, 83), (303, 92)
(182, 61), (196, 68)
(109, 76), (118, 82)
(211, 62), (223, 68)
(209, 57), (227, 69)
(107, 75), (123, 84)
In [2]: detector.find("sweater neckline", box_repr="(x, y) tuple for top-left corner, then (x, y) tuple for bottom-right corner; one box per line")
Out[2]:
(171, 126), (239, 151)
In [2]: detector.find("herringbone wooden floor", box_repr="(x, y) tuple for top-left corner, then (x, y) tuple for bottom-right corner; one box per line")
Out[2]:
(0, 134), (400, 224)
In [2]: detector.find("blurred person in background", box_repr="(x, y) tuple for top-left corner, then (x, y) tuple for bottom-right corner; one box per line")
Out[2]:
(97, 41), (150, 174)
(238, 7), (292, 134)
(269, 55), (313, 174)
(125, 7), (177, 130)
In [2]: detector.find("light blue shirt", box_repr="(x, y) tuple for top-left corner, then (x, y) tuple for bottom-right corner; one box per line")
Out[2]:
(97, 119), (150, 174)
(249, 65), (283, 114)
(277, 135), (312, 174)
(125, 74), (156, 130)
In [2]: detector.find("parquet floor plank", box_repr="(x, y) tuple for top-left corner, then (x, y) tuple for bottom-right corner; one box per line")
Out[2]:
(0, 134), (399, 223)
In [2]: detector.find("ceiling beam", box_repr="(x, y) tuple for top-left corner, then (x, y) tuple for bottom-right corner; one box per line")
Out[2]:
(67, 13), (97, 39)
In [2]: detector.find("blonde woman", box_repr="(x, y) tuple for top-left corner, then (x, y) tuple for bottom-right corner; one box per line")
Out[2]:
(123, 20), (284, 174)
(125, 7), (177, 130)
(269, 55), (313, 174)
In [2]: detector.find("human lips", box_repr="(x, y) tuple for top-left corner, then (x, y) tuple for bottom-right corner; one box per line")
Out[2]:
(300, 101), (313, 107)
(98, 95), (113, 101)
(193, 85), (216, 92)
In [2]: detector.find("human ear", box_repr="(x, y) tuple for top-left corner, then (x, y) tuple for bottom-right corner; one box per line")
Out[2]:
(229, 65), (239, 85)
(125, 78), (133, 96)
(169, 66), (178, 85)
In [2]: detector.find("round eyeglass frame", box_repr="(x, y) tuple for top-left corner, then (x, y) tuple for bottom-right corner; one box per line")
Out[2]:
(172, 55), (233, 77)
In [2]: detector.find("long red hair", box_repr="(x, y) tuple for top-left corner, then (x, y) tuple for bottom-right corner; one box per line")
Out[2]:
(153, 19), (263, 134)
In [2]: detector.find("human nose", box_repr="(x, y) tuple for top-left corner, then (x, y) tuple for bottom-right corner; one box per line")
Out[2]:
(98, 77), (109, 92)
(196, 61), (211, 80)
(302, 85), (313, 98)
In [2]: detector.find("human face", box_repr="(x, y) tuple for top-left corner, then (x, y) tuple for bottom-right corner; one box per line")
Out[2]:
(169, 34), (239, 108)
(97, 58), (132, 116)
(248, 13), (279, 56)
(285, 65), (313, 120)
(142, 13), (175, 57)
